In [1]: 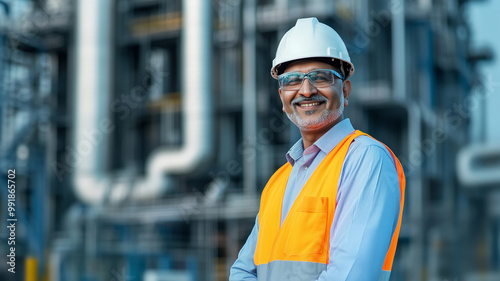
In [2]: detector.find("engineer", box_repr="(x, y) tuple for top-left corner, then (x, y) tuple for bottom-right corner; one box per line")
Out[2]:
(229, 17), (406, 281)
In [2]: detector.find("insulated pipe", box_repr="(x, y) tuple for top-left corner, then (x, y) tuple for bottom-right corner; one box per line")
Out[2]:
(73, 0), (112, 204)
(73, 0), (213, 204)
(457, 144), (500, 187)
(242, 0), (257, 197)
(147, 0), (213, 175)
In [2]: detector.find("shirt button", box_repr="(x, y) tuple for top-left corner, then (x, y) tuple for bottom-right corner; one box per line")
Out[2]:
(304, 166), (308, 170)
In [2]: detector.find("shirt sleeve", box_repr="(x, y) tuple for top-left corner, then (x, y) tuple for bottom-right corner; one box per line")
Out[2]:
(229, 214), (259, 280)
(316, 144), (401, 281)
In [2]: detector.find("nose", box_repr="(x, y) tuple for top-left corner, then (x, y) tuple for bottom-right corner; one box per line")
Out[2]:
(298, 77), (317, 97)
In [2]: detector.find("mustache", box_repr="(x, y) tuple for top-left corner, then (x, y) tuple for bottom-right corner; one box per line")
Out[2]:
(291, 95), (328, 106)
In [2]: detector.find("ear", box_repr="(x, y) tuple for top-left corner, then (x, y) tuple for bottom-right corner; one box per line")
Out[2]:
(342, 80), (351, 107)
(279, 88), (285, 111)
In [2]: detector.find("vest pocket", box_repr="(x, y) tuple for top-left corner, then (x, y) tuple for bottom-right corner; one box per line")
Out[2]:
(285, 196), (329, 256)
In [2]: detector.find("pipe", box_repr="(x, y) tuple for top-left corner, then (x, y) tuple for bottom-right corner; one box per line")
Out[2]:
(147, 0), (213, 174)
(242, 0), (257, 197)
(73, 0), (213, 204)
(73, 0), (113, 204)
(392, 0), (406, 101)
(408, 101), (423, 281)
(457, 143), (500, 187)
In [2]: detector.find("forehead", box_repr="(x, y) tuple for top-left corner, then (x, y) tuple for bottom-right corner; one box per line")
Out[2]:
(283, 60), (335, 73)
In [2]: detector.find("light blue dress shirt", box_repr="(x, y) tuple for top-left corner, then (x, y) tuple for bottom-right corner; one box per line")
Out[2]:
(230, 118), (401, 281)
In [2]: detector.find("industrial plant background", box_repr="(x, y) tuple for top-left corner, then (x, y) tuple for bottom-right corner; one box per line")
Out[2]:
(1, 0), (500, 280)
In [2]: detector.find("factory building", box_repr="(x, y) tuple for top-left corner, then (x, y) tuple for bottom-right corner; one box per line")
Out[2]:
(0, 0), (498, 280)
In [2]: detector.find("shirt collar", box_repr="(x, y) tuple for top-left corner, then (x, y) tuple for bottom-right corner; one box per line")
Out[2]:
(285, 138), (304, 166)
(285, 118), (355, 166)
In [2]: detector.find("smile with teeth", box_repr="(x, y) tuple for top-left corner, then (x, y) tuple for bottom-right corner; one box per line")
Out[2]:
(298, 102), (322, 108)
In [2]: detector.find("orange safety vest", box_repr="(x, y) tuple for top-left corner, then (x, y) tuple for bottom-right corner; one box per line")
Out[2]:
(254, 130), (405, 281)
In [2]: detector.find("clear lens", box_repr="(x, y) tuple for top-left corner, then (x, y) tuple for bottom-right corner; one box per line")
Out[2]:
(278, 69), (343, 90)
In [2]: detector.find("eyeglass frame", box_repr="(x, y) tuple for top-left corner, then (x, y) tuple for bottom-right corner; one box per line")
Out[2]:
(278, 69), (344, 91)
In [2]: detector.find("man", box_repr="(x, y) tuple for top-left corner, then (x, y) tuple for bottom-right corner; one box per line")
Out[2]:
(230, 17), (405, 281)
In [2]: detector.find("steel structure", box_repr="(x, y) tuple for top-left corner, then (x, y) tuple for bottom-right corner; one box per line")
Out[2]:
(0, 0), (496, 280)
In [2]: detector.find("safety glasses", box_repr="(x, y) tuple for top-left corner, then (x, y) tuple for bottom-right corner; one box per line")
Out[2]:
(278, 69), (344, 91)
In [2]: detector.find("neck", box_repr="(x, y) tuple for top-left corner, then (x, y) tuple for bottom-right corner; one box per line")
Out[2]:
(300, 118), (342, 149)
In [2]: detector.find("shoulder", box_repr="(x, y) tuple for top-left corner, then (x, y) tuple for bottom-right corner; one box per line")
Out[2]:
(339, 135), (399, 184)
(345, 135), (395, 166)
(339, 135), (401, 199)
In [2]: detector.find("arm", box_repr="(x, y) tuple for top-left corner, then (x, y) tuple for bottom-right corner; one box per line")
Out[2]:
(317, 144), (401, 281)
(229, 214), (259, 280)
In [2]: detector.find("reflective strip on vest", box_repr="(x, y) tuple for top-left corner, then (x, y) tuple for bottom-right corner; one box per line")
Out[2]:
(257, 262), (392, 281)
(257, 260), (325, 281)
(254, 130), (406, 280)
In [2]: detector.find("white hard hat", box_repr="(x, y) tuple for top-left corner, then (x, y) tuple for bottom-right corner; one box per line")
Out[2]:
(271, 17), (355, 80)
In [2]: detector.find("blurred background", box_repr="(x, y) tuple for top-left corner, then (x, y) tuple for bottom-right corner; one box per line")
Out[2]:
(1, 0), (499, 280)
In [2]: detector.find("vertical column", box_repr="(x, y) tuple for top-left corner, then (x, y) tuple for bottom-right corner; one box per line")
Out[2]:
(392, 0), (406, 101)
(243, 0), (257, 197)
(73, 0), (112, 202)
(408, 101), (423, 280)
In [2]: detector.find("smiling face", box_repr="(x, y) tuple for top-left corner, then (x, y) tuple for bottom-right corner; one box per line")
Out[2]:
(279, 60), (351, 134)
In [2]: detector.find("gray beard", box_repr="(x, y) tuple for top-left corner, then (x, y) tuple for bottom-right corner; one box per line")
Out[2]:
(286, 101), (344, 131)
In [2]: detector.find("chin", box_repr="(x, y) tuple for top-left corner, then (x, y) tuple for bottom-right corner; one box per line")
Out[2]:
(287, 108), (344, 132)
(296, 120), (335, 132)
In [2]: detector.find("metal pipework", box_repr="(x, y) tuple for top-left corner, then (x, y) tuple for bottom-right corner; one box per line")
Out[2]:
(147, 0), (213, 175)
(457, 143), (500, 187)
(73, 0), (213, 204)
(72, 0), (113, 204)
